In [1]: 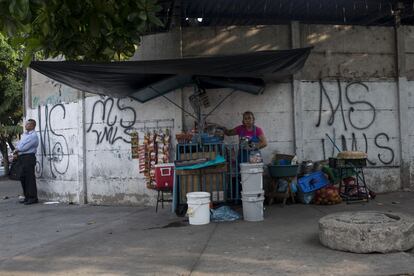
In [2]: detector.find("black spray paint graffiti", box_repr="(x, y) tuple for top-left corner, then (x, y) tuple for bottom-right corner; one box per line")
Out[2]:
(322, 131), (395, 166)
(316, 81), (376, 131)
(36, 104), (70, 178)
(87, 97), (136, 145)
(316, 80), (395, 165)
(345, 82), (376, 130)
(375, 133), (395, 165)
(316, 79), (348, 130)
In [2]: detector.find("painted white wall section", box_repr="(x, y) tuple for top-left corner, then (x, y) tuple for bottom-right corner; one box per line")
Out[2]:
(26, 102), (80, 202)
(301, 81), (400, 192)
(181, 83), (295, 164)
(84, 95), (178, 205)
(27, 23), (414, 205)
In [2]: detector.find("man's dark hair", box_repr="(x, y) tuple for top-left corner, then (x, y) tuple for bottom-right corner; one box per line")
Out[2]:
(28, 119), (36, 126)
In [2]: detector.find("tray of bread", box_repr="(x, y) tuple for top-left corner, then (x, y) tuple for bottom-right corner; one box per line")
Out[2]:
(329, 151), (367, 168)
(337, 151), (367, 159)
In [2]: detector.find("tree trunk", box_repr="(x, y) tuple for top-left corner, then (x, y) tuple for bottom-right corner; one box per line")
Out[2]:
(0, 141), (10, 175)
(4, 150), (10, 175)
(7, 137), (15, 151)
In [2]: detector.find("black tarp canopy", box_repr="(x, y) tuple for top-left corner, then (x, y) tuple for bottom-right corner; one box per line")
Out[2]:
(30, 47), (311, 103)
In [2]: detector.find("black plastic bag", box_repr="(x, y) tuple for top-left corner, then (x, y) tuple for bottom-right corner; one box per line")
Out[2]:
(9, 159), (22, 180)
(175, 204), (188, 217)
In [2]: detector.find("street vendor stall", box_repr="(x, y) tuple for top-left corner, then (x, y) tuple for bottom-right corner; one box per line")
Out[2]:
(29, 47), (312, 214)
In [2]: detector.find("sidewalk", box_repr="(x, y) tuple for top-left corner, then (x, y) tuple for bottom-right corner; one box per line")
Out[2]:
(0, 176), (413, 276)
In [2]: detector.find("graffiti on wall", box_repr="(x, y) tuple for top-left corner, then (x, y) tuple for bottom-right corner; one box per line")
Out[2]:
(36, 103), (71, 178)
(32, 80), (77, 107)
(316, 80), (395, 166)
(87, 97), (137, 145)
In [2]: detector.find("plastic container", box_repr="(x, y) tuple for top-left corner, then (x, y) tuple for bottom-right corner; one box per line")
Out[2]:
(241, 190), (264, 222)
(249, 150), (263, 163)
(186, 192), (211, 225)
(268, 164), (299, 178)
(240, 162), (264, 173)
(154, 163), (175, 190)
(297, 171), (329, 193)
(240, 163), (264, 192)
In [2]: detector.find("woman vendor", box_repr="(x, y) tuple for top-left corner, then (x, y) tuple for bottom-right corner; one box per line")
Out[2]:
(224, 111), (267, 162)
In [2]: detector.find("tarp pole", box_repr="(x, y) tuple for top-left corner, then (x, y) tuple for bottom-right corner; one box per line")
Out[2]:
(203, 89), (237, 123)
(148, 86), (198, 121)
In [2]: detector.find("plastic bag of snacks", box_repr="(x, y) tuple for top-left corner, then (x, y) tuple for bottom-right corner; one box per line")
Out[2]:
(313, 185), (342, 205)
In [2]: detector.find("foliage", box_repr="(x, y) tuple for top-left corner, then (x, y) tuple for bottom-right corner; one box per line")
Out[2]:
(0, 32), (23, 173)
(0, 0), (164, 64)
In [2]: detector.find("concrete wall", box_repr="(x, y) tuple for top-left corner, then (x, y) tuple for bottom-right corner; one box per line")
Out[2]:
(28, 72), (182, 204)
(181, 83), (295, 164)
(301, 25), (396, 80)
(26, 102), (81, 202)
(84, 95), (179, 205)
(132, 29), (182, 60)
(182, 25), (290, 56)
(26, 23), (414, 205)
(30, 70), (79, 108)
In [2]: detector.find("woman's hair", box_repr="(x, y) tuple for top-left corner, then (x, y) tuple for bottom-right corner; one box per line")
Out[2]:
(243, 111), (255, 121)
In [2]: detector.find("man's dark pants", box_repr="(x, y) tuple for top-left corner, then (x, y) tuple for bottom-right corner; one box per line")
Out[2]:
(19, 154), (37, 200)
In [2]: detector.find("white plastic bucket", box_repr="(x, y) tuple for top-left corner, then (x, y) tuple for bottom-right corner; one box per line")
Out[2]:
(241, 190), (264, 222)
(240, 163), (264, 192)
(186, 192), (211, 225)
(240, 162), (264, 173)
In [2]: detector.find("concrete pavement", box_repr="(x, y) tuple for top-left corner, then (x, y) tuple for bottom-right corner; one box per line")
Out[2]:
(0, 176), (413, 276)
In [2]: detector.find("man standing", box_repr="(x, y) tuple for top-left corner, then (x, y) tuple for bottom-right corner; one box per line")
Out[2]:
(15, 119), (39, 205)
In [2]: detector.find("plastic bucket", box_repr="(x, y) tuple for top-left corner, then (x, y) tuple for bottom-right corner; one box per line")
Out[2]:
(240, 162), (264, 173)
(186, 192), (211, 225)
(241, 176), (263, 192)
(241, 190), (264, 222)
(240, 163), (264, 192)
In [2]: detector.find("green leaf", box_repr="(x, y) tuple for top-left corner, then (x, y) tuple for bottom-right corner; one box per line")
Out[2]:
(89, 15), (100, 37)
(151, 5), (162, 13)
(102, 47), (114, 57)
(136, 0), (145, 10)
(9, 0), (30, 20)
(127, 12), (138, 22)
(10, 36), (24, 47)
(22, 52), (32, 67)
(5, 21), (17, 37)
(101, 16), (113, 31)
(148, 13), (164, 27)
(41, 21), (49, 36)
(138, 11), (147, 21)
(1, 0), (164, 62)
(26, 37), (42, 50)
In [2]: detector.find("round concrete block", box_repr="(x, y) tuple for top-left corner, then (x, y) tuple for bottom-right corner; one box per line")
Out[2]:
(319, 211), (414, 253)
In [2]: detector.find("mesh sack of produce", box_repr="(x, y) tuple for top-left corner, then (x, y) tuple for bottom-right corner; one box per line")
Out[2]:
(313, 185), (342, 205)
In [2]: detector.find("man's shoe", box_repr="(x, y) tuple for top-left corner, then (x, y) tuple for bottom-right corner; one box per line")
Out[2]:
(18, 196), (26, 204)
(24, 199), (39, 205)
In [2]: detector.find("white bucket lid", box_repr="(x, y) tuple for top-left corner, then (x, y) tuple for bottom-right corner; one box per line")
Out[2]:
(241, 190), (264, 197)
(187, 192), (211, 199)
(154, 163), (175, 168)
(242, 195), (265, 202)
(240, 168), (263, 173)
(240, 162), (264, 168)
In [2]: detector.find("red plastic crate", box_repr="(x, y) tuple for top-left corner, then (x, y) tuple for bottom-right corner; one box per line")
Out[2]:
(154, 163), (175, 190)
